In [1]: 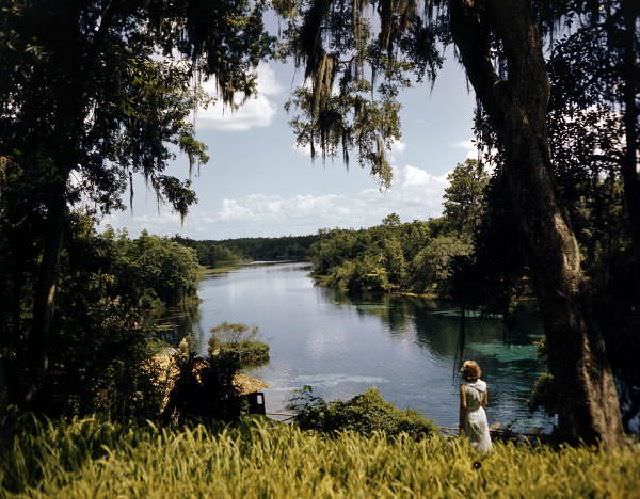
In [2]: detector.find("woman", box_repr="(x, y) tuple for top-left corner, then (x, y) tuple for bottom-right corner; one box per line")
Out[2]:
(459, 360), (492, 452)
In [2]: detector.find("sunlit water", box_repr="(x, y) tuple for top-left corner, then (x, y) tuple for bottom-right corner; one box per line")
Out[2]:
(159, 261), (552, 431)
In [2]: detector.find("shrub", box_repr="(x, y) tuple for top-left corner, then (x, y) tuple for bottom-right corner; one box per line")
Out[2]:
(208, 322), (270, 368)
(287, 387), (436, 439)
(162, 353), (243, 423)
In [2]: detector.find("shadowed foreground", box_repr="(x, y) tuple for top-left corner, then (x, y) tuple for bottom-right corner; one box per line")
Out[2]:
(1, 417), (639, 498)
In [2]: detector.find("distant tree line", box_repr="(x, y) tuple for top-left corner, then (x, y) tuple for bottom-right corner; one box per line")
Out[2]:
(175, 235), (319, 267)
(310, 159), (488, 296)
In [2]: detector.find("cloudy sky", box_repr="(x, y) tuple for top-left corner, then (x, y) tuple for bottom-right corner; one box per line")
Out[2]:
(102, 51), (477, 239)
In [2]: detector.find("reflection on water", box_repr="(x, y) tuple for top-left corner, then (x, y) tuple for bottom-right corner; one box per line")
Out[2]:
(159, 261), (552, 431)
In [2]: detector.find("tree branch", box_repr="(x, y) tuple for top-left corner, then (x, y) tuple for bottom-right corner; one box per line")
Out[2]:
(449, 0), (504, 122)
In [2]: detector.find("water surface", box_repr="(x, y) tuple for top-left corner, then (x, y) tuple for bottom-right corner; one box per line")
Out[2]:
(160, 261), (551, 431)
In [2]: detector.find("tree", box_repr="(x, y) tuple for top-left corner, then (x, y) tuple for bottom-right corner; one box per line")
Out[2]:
(448, 1), (623, 446)
(411, 235), (472, 293)
(0, 0), (272, 406)
(443, 159), (489, 237)
(279, 1), (627, 445)
(382, 212), (401, 227)
(543, 3), (640, 430)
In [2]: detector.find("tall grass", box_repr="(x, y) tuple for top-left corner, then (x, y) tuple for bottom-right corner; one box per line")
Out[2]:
(2, 416), (639, 498)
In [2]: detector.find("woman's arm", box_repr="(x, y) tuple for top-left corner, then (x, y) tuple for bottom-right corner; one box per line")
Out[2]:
(482, 387), (488, 408)
(459, 385), (467, 432)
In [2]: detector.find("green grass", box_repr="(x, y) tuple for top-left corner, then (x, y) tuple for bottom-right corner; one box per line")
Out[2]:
(2, 416), (639, 498)
(197, 262), (245, 278)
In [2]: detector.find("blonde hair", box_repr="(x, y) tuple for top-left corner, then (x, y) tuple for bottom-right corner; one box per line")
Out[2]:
(461, 360), (482, 382)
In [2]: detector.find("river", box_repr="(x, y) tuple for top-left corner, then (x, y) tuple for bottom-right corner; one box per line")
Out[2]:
(159, 261), (552, 431)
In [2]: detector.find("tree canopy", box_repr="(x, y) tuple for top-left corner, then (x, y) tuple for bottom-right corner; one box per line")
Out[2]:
(0, 0), (272, 407)
(275, 0), (638, 446)
(0, 0), (637, 447)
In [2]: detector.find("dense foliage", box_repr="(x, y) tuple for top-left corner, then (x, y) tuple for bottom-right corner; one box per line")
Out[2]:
(309, 160), (485, 295)
(311, 216), (452, 294)
(287, 386), (436, 439)
(2, 416), (639, 497)
(105, 228), (199, 308)
(0, 217), (199, 417)
(455, 6), (640, 432)
(275, 0), (639, 446)
(208, 322), (270, 368)
(1, 0), (637, 447)
(162, 353), (244, 424)
(0, 0), (272, 412)
(176, 235), (319, 267)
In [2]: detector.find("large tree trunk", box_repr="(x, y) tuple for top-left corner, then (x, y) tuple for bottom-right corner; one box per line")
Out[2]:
(22, 4), (84, 406)
(620, 0), (640, 266)
(450, 0), (624, 446)
(25, 186), (67, 405)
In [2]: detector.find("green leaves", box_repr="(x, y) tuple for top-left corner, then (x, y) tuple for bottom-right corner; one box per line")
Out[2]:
(310, 215), (471, 295)
(443, 159), (490, 237)
(288, 386), (436, 439)
(280, 0), (441, 184)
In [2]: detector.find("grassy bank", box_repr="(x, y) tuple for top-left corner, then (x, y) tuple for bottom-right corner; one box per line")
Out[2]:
(2, 417), (639, 498)
(197, 263), (245, 279)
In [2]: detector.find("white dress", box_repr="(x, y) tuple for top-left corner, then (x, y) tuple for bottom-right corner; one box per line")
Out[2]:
(462, 379), (493, 452)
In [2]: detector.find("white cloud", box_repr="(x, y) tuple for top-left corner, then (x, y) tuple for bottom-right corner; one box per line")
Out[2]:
(292, 142), (312, 157)
(398, 163), (447, 189)
(390, 139), (406, 154)
(452, 139), (479, 160)
(99, 164), (452, 239)
(100, 209), (184, 237)
(196, 64), (281, 131)
(190, 163), (449, 236)
(218, 193), (344, 223)
(452, 139), (499, 174)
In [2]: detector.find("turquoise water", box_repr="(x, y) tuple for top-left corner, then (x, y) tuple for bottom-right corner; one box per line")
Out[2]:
(160, 261), (552, 431)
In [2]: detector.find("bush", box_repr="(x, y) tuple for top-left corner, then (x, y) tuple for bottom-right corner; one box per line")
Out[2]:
(287, 387), (436, 439)
(208, 322), (270, 368)
(162, 353), (243, 423)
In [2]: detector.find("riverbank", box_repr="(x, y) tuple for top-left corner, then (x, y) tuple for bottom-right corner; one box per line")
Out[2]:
(2, 416), (639, 497)
(311, 271), (439, 299)
(165, 261), (549, 430)
(197, 262), (246, 279)
(311, 270), (538, 309)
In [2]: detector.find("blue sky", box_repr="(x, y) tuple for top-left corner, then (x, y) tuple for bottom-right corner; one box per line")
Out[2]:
(103, 50), (477, 239)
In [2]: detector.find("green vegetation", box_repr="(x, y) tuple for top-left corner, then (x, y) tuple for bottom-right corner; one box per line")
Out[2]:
(0, 0), (271, 416)
(276, 0), (640, 445)
(309, 161), (484, 296)
(2, 416), (639, 497)
(176, 235), (319, 268)
(1, 0), (638, 450)
(288, 387), (436, 439)
(162, 352), (244, 424)
(105, 228), (199, 309)
(0, 216), (199, 417)
(208, 322), (270, 368)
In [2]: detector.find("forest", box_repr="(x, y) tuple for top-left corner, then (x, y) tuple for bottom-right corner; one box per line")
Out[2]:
(309, 159), (487, 296)
(176, 234), (319, 267)
(1, 0), (639, 496)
